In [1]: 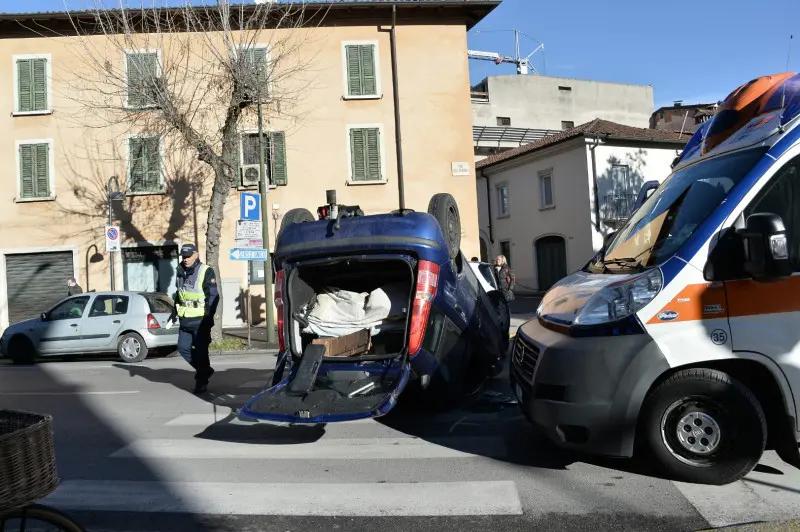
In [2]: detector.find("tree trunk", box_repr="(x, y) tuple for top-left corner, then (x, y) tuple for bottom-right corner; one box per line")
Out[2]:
(206, 169), (232, 341)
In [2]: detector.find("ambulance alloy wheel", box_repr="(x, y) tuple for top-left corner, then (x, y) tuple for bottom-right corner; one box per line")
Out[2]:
(641, 368), (766, 485)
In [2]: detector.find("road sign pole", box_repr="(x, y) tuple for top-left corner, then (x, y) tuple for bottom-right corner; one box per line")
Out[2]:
(257, 89), (277, 345)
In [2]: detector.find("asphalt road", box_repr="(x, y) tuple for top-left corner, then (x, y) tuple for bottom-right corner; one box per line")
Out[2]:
(3, 351), (800, 532)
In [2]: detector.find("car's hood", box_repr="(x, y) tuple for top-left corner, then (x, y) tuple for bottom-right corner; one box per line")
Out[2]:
(2, 317), (40, 337)
(538, 270), (641, 326)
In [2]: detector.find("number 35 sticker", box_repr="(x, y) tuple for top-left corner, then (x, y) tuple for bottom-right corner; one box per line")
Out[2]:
(711, 329), (728, 345)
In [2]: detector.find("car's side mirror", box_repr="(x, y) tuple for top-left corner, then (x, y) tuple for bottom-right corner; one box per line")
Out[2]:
(602, 231), (618, 250)
(738, 213), (792, 282)
(41, 312), (48, 321)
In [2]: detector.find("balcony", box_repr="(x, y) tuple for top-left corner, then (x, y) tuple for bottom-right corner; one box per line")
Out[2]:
(601, 193), (637, 224)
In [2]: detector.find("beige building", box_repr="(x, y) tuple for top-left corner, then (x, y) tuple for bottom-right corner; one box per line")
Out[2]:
(0, 1), (500, 330)
(476, 119), (687, 292)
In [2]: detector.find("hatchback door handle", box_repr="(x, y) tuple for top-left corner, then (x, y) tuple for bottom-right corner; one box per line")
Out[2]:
(70, 324), (78, 328)
(113, 320), (121, 324)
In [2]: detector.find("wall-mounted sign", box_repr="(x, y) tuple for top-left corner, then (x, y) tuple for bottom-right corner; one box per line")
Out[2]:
(451, 161), (470, 176)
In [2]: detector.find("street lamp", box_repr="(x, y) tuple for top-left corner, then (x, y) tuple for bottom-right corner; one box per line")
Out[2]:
(107, 176), (125, 291)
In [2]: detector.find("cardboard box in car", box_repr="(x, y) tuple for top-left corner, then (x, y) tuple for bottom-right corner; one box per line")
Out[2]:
(312, 329), (371, 357)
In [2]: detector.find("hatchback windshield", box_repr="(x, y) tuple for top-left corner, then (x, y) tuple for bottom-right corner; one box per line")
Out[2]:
(591, 146), (769, 271)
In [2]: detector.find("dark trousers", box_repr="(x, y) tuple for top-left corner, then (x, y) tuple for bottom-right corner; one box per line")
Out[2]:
(178, 325), (213, 385)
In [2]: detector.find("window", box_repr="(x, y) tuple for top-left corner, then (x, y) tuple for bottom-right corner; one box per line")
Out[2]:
(540, 171), (554, 208)
(48, 296), (89, 321)
(497, 116), (511, 126)
(239, 132), (287, 186)
(561, 121), (574, 130)
(744, 155), (800, 271)
(17, 141), (52, 200)
(348, 126), (383, 182)
(126, 51), (160, 108)
(144, 294), (174, 314)
(15, 55), (49, 114)
(343, 42), (379, 98)
(128, 136), (162, 193)
(241, 46), (269, 100)
(500, 240), (512, 267)
(496, 184), (510, 216)
(89, 295), (129, 317)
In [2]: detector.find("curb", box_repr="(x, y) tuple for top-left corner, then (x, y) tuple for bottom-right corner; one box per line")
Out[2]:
(210, 349), (278, 356)
(696, 521), (800, 531)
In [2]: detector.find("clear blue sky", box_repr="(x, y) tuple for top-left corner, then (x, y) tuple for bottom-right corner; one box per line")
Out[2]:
(6, 0), (800, 108)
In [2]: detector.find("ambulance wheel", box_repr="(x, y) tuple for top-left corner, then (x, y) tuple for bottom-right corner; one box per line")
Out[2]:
(279, 208), (315, 237)
(641, 368), (766, 485)
(427, 193), (461, 261)
(118, 332), (148, 363)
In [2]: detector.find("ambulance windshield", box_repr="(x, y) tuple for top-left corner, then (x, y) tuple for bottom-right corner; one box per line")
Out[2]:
(593, 146), (769, 272)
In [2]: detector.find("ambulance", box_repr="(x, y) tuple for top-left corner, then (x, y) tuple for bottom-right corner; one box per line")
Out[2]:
(511, 72), (800, 485)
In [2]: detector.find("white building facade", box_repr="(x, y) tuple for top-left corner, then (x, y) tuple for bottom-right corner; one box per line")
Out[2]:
(476, 119), (687, 293)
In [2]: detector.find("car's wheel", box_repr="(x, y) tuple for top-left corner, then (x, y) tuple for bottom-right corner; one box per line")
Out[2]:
(9, 335), (36, 365)
(117, 332), (149, 363)
(640, 368), (766, 485)
(279, 208), (315, 238)
(427, 193), (461, 261)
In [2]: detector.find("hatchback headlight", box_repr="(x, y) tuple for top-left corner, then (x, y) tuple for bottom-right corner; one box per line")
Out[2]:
(573, 268), (663, 326)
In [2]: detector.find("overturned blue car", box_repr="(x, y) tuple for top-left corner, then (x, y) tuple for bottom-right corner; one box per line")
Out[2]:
(239, 191), (511, 424)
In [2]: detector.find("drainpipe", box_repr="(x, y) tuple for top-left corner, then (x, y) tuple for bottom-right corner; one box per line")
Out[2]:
(390, 5), (406, 211)
(589, 135), (601, 232)
(484, 171), (494, 243)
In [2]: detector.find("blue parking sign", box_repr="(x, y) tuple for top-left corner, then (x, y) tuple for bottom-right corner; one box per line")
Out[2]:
(240, 192), (261, 221)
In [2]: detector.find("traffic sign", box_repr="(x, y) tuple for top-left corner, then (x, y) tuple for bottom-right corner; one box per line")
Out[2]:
(240, 192), (261, 221)
(105, 225), (120, 252)
(230, 248), (269, 261)
(236, 220), (262, 240)
(235, 238), (263, 249)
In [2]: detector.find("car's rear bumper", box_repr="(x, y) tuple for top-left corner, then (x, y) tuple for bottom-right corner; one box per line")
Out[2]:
(141, 329), (179, 348)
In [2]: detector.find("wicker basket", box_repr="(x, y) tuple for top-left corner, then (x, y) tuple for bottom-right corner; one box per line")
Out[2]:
(0, 410), (59, 514)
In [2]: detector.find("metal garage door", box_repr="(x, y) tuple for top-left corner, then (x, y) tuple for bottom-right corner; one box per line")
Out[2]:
(5, 251), (74, 324)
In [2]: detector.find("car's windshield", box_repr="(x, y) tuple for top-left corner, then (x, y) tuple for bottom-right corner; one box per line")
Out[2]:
(592, 146), (769, 272)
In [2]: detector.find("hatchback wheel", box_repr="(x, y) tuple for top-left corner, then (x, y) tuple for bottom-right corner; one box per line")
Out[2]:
(9, 336), (36, 365)
(117, 332), (148, 363)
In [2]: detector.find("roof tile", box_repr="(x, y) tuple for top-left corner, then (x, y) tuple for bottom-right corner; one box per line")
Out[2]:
(476, 118), (689, 170)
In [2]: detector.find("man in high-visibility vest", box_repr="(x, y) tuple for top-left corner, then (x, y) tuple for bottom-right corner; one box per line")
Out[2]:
(167, 243), (219, 394)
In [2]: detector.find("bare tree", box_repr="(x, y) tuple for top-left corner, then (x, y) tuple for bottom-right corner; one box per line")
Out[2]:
(52, 0), (328, 339)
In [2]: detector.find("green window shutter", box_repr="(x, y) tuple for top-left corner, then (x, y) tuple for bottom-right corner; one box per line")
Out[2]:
(34, 143), (49, 197)
(32, 58), (47, 111)
(359, 45), (376, 96)
(127, 53), (158, 108)
(129, 137), (145, 191)
(345, 45), (377, 97)
(346, 45), (363, 96)
(365, 128), (381, 180)
(350, 128), (367, 181)
(270, 132), (287, 186)
(145, 137), (161, 191)
(19, 143), (49, 198)
(19, 144), (34, 198)
(17, 59), (32, 112)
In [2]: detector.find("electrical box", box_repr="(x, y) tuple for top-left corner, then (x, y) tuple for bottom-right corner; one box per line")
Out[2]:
(249, 260), (265, 284)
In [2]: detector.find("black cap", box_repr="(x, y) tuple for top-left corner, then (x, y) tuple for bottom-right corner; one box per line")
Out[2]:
(180, 244), (198, 257)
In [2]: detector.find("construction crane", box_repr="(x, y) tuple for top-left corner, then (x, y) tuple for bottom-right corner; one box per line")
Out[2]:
(467, 29), (545, 75)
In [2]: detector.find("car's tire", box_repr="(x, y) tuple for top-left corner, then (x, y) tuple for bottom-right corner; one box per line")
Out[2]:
(117, 332), (149, 363)
(9, 335), (36, 365)
(427, 193), (461, 260)
(640, 368), (767, 485)
(279, 208), (315, 237)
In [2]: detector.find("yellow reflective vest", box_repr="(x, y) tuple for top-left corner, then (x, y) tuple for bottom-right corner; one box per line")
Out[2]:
(177, 264), (209, 319)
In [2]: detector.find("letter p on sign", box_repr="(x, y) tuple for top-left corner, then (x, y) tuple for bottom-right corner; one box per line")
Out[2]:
(240, 192), (261, 221)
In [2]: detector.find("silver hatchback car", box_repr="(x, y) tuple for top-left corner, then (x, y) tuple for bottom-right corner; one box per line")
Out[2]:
(0, 291), (179, 364)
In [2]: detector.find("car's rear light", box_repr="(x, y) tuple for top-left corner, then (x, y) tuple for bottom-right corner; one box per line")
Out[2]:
(275, 269), (286, 352)
(408, 260), (440, 357)
(146, 313), (160, 329)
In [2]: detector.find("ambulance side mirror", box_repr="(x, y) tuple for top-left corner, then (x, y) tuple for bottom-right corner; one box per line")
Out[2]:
(738, 213), (792, 282)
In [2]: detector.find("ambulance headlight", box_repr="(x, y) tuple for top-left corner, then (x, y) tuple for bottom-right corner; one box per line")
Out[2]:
(573, 268), (663, 326)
